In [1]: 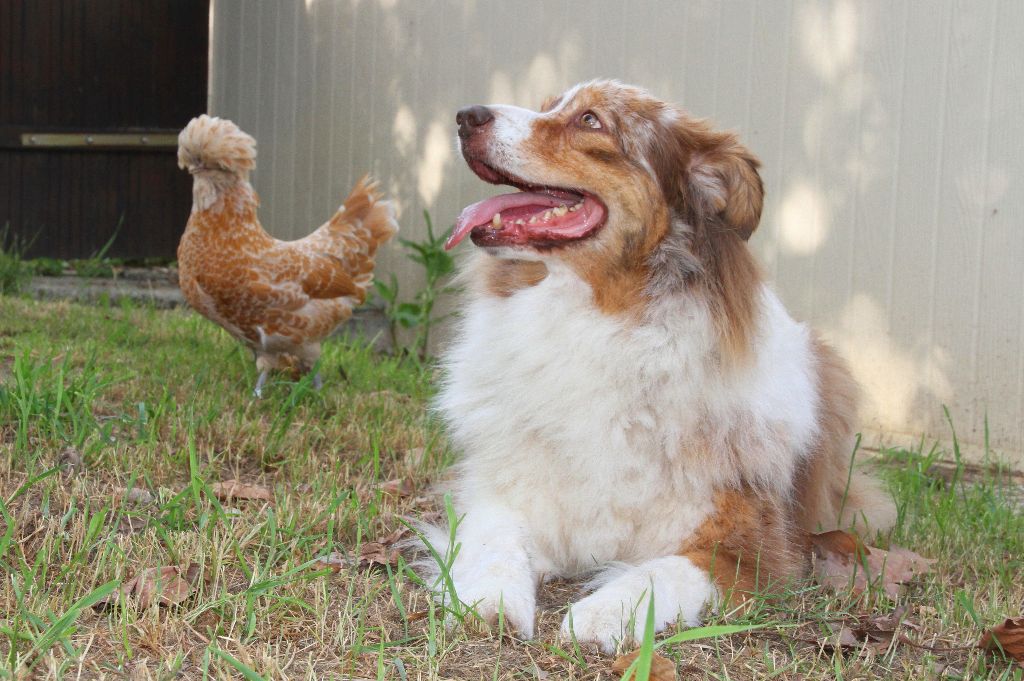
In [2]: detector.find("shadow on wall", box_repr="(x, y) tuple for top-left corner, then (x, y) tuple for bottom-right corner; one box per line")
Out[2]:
(209, 0), (1023, 458)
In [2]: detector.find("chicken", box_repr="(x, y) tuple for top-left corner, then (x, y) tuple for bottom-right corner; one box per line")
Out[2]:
(176, 115), (397, 396)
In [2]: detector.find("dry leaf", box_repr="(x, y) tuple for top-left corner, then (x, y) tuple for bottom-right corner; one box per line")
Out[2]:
(810, 530), (936, 598)
(314, 526), (408, 573)
(209, 479), (272, 503)
(380, 477), (415, 497)
(611, 649), (677, 680)
(127, 567), (191, 606)
(979, 617), (1024, 667)
(377, 526), (411, 546)
(57, 446), (83, 474)
(115, 486), (156, 505)
(360, 525), (408, 567)
(359, 541), (400, 568)
(313, 551), (348, 572)
(118, 515), (148, 534)
(805, 606), (919, 655)
(830, 624), (868, 652)
(808, 623), (880, 655)
(95, 565), (199, 610)
(183, 563), (202, 585)
(866, 604), (911, 634)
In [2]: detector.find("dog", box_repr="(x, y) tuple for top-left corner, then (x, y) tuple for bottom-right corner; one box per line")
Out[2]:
(426, 80), (895, 653)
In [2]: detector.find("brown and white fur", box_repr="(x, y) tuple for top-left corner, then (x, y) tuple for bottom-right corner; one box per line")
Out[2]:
(426, 80), (895, 653)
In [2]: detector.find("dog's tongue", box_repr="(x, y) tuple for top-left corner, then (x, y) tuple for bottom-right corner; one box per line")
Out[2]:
(445, 191), (576, 250)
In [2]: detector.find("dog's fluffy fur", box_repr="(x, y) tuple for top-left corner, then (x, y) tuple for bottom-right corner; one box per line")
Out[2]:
(425, 80), (896, 653)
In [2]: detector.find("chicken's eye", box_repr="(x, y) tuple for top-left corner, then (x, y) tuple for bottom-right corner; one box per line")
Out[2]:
(579, 111), (602, 130)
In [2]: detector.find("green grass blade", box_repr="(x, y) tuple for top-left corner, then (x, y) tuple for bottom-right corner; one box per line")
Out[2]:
(655, 623), (764, 648)
(26, 580), (118, 666)
(211, 646), (267, 681)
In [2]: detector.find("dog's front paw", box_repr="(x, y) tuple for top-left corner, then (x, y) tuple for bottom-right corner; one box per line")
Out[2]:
(559, 557), (717, 654)
(452, 567), (537, 639)
(560, 589), (649, 654)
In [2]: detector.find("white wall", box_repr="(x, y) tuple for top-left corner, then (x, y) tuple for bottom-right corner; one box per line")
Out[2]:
(209, 0), (1024, 461)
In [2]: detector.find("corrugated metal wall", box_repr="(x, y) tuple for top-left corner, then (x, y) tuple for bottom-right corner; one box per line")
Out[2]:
(208, 0), (1024, 461)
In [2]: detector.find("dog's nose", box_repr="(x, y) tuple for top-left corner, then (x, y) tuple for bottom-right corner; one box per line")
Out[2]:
(456, 105), (494, 138)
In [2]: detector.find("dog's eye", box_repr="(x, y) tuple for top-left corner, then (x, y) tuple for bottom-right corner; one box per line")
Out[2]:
(579, 111), (602, 130)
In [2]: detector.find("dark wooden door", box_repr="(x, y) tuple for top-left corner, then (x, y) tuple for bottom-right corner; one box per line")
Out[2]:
(0, 0), (209, 260)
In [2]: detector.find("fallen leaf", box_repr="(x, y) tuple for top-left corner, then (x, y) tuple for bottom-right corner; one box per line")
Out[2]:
(979, 617), (1024, 667)
(94, 565), (199, 610)
(832, 624), (867, 651)
(810, 530), (936, 598)
(377, 526), (411, 546)
(612, 649), (677, 680)
(804, 606), (921, 656)
(359, 541), (400, 568)
(313, 526), (408, 573)
(807, 622), (883, 655)
(874, 546), (937, 594)
(380, 477), (415, 497)
(115, 486), (156, 505)
(867, 604), (911, 633)
(313, 551), (348, 572)
(118, 515), (148, 534)
(183, 563), (202, 585)
(209, 479), (272, 503)
(811, 528), (868, 557)
(57, 447), (83, 474)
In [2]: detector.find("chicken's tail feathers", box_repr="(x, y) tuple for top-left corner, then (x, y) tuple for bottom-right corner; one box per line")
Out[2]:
(330, 175), (399, 256)
(178, 114), (257, 179)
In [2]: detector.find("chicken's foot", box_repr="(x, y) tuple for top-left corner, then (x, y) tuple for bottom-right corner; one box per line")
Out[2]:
(253, 370), (269, 398)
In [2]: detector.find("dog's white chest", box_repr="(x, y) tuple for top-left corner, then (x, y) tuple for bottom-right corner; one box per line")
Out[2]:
(439, 269), (721, 573)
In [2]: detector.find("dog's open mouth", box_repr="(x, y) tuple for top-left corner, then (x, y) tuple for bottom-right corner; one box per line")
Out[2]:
(445, 160), (607, 251)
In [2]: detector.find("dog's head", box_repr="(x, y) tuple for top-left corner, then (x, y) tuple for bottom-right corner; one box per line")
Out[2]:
(449, 80), (764, 353)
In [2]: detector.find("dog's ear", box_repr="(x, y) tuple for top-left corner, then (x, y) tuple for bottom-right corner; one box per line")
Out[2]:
(650, 112), (764, 241)
(687, 134), (763, 240)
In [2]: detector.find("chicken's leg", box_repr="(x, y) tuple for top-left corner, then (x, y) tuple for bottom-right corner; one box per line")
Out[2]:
(253, 370), (269, 398)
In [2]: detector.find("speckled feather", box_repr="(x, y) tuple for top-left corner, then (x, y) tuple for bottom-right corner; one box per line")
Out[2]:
(176, 115), (397, 373)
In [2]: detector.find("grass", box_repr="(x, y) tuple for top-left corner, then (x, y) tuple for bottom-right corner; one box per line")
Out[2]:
(0, 224), (34, 295)
(0, 294), (1021, 680)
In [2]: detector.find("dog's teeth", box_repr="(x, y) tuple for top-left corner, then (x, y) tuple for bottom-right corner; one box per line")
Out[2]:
(569, 203), (581, 212)
(492, 213), (502, 227)
(515, 219), (525, 225)
(553, 205), (568, 217)
(543, 210), (552, 220)
(529, 216), (538, 224)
